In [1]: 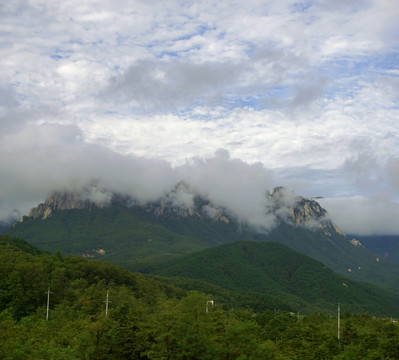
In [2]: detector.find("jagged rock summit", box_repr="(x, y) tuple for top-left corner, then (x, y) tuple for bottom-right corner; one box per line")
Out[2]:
(28, 192), (93, 220)
(21, 183), (347, 240)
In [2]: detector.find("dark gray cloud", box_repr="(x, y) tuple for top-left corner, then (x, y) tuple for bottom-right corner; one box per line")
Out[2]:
(290, 75), (329, 109)
(102, 60), (242, 110)
(101, 47), (317, 112)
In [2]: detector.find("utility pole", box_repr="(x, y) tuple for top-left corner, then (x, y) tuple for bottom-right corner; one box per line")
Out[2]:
(104, 289), (111, 316)
(206, 299), (214, 313)
(46, 287), (52, 321)
(337, 302), (341, 340)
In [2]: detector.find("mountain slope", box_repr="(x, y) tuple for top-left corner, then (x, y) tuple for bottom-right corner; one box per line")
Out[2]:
(0, 235), (294, 316)
(351, 234), (399, 264)
(6, 202), (244, 265)
(150, 241), (399, 316)
(0, 235), (186, 320)
(259, 223), (399, 291)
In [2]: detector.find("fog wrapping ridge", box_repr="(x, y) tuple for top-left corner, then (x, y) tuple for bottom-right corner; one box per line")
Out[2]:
(0, 126), (280, 229)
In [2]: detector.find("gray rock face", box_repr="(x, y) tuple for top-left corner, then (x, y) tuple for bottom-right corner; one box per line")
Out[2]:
(27, 192), (92, 220)
(23, 182), (230, 223)
(269, 187), (328, 225)
(22, 184), (344, 240)
(142, 182), (230, 223)
(290, 196), (328, 225)
(268, 186), (351, 242)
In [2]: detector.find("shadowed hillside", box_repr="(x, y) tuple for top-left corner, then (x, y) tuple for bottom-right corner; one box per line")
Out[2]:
(149, 241), (399, 316)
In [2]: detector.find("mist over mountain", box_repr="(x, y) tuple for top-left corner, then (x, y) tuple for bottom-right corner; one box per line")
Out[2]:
(2, 136), (399, 236)
(1, 146), (279, 227)
(16, 181), (334, 235)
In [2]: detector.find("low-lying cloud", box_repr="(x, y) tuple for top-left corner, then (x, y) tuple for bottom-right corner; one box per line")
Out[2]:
(319, 196), (399, 236)
(0, 122), (281, 230)
(0, 123), (177, 220)
(2, 118), (399, 236)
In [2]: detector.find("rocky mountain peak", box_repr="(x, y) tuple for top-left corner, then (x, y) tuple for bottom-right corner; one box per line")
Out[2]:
(27, 193), (89, 220)
(269, 187), (328, 225)
(142, 181), (230, 223)
(22, 184), (347, 241)
(268, 187), (349, 240)
(291, 196), (328, 225)
(24, 187), (112, 221)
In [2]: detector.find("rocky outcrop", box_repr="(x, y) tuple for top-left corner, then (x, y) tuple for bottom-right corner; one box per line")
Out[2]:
(23, 182), (232, 224)
(290, 196), (328, 225)
(269, 187), (327, 225)
(24, 186), (113, 221)
(269, 187), (329, 225)
(27, 192), (93, 220)
(268, 186), (353, 243)
(22, 184), (347, 241)
(142, 182), (230, 223)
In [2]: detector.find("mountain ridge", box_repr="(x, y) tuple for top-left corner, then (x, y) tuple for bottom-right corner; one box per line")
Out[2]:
(8, 183), (399, 292)
(16, 183), (362, 256)
(19, 184), (349, 239)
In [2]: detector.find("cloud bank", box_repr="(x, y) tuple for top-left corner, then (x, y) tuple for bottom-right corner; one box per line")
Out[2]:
(319, 196), (399, 236)
(0, 122), (279, 228)
(1, 0), (399, 234)
(1, 119), (399, 235)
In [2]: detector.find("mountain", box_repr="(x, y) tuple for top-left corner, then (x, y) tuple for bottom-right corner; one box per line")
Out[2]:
(149, 241), (399, 316)
(6, 184), (399, 291)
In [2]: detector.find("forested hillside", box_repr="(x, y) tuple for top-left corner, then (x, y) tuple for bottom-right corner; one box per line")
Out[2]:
(1, 235), (399, 359)
(150, 241), (399, 316)
(7, 203), (399, 292)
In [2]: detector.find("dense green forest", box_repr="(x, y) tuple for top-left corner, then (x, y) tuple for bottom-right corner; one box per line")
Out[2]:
(1, 235), (399, 359)
(150, 241), (399, 316)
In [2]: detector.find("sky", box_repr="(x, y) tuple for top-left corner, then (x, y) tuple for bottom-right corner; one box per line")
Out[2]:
(1, 0), (399, 235)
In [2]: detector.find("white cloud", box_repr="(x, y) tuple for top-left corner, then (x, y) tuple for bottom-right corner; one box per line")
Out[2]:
(0, 122), (279, 229)
(0, 123), (177, 219)
(0, 0), (399, 235)
(176, 149), (276, 228)
(319, 196), (399, 236)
